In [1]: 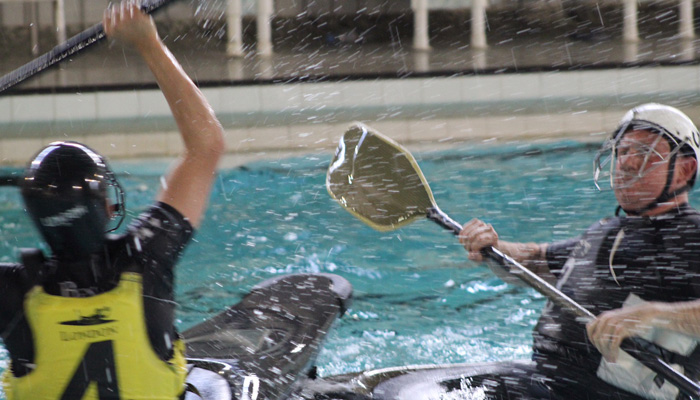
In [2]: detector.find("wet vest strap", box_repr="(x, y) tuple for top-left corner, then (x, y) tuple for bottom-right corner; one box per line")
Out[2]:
(3, 272), (186, 400)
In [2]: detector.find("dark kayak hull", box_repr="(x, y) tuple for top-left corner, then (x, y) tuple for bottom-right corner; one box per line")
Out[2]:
(299, 361), (537, 400)
(182, 273), (353, 400)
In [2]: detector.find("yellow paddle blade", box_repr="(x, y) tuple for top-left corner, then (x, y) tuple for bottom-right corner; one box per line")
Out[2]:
(326, 123), (436, 231)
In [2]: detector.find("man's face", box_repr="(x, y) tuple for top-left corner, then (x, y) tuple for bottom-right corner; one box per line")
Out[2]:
(612, 129), (672, 212)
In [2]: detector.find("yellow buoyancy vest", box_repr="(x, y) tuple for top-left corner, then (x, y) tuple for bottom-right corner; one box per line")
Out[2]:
(3, 272), (186, 400)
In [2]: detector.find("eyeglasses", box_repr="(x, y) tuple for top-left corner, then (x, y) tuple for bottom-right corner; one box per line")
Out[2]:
(594, 133), (682, 191)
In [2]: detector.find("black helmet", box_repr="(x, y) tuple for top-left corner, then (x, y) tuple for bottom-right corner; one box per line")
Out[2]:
(20, 142), (125, 259)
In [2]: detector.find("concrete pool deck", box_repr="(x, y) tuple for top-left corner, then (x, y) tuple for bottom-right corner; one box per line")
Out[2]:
(2, 25), (700, 166)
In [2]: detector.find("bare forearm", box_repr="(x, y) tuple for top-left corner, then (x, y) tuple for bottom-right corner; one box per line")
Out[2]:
(494, 240), (544, 263)
(135, 38), (223, 155)
(495, 241), (548, 271)
(650, 300), (700, 337)
(103, 2), (223, 155)
(588, 299), (700, 362)
(459, 219), (554, 283)
(103, 1), (224, 228)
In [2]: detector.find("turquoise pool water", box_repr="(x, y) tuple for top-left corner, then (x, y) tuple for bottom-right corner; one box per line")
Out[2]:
(0, 139), (635, 386)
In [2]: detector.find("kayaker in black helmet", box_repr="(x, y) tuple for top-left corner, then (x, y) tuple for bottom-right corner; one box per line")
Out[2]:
(21, 141), (127, 266)
(460, 103), (700, 400)
(0, 1), (224, 398)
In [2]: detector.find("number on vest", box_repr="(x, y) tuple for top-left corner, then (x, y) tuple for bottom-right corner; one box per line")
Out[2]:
(60, 340), (120, 399)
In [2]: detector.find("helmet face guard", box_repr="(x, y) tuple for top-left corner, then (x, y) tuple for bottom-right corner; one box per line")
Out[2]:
(593, 103), (700, 215)
(593, 123), (685, 192)
(21, 142), (126, 258)
(104, 167), (126, 232)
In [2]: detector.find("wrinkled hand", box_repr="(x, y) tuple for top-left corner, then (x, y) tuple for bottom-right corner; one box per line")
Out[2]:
(103, 0), (159, 48)
(586, 303), (662, 363)
(458, 218), (498, 262)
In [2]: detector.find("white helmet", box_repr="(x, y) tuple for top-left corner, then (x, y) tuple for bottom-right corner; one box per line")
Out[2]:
(595, 103), (700, 188)
(617, 103), (700, 184)
(594, 103), (700, 214)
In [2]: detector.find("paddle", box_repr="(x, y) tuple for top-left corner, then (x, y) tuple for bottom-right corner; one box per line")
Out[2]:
(0, 0), (178, 94)
(326, 122), (700, 399)
(0, 176), (19, 186)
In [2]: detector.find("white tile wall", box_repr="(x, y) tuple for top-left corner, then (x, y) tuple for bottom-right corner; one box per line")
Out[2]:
(259, 84), (302, 112)
(446, 117), (489, 139)
(11, 94), (54, 122)
(485, 115), (521, 138)
(241, 125), (288, 151)
(656, 66), (700, 93)
(420, 77), (463, 104)
(0, 138), (43, 164)
(602, 111), (624, 130)
(577, 70), (619, 98)
(1, 65), (699, 164)
(222, 128), (250, 152)
(300, 84), (343, 111)
(125, 132), (170, 156)
(83, 133), (130, 159)
(408, 118), (450, 142)
(520, 114), (568, 137)
(44, 135), (87, 148)
(165, 131), (186, 156)
(137, 91), (170, 118)
(54, 93), (97, 122)
(562, 110), (606, 136)
(615, 68), (662, 97)
(338, 81), (383, 108)
(219, 86), (261, 114)
(97, 91), (141, 120)
(370, 119), (412, 142)
(382, 79), (423, 106)
(199, 88), (224, 114)
(540, 71), (579, 99)
(501, 73), (542, 100)
(0, 97), (10, 124)
(288, 123), (337, 150)
(461, 74), (501, 102)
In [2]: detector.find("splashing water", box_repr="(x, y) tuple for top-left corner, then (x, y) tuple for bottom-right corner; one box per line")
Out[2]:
(0, 140), (633, 393)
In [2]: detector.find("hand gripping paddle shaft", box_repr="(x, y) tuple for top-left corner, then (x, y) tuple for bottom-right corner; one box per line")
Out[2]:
(326, 122), (700, 399)
(0, 0), (177, 94)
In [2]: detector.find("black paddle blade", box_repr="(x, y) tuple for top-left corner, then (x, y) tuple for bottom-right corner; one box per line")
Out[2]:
(326, 123), (435, 231)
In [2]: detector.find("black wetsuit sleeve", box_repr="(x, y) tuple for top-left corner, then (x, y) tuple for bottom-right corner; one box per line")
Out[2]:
(125, 202), (194, 360)
(657, 214), (700, 301)
(0, 263), (34, 374)
(545, 237), (580, 278)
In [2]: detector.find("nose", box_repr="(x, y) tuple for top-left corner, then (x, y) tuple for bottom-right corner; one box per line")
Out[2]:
(617, 153), (640, 173)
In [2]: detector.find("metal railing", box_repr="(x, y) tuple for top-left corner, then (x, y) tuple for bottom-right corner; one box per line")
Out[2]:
(0, 0), (695, 56)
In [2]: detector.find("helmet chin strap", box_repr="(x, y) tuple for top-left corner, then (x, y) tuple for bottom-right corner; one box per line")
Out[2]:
(616, 152), (690, 216)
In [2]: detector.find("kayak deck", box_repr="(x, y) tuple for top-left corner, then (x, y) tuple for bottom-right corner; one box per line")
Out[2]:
(182, 273), (353, 400)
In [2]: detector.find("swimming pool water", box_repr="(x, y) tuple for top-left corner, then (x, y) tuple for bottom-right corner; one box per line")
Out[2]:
(0, 139), (642, 387)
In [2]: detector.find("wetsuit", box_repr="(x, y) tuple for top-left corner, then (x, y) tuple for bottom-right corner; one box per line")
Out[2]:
(473, 204), (700, 400)
(536, 203), (700, 399)
(0, 202), (193, 396)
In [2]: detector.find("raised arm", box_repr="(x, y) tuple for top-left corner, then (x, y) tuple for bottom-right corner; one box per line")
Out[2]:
(459, 218), (554, 285)
(103, 0), (225, 228)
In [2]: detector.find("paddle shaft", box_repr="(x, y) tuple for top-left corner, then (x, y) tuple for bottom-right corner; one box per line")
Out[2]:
(0, 0), (177, 94)
(0, 176), (19, 186)
(426, 206), (700, 399)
